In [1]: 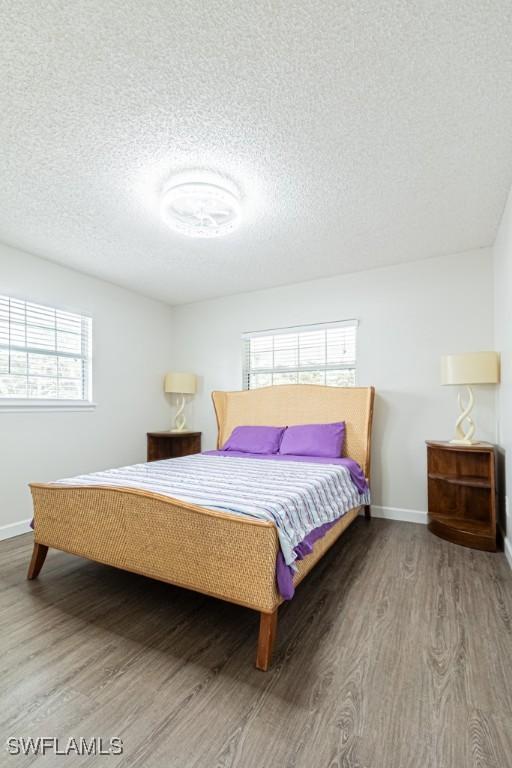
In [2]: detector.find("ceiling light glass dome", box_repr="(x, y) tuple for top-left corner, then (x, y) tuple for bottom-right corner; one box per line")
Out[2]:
(160, 180), (241, 238)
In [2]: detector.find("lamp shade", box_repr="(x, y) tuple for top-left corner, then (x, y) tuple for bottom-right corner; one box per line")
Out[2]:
(164, 372), (197, 394)
(441, 352), (500, 386)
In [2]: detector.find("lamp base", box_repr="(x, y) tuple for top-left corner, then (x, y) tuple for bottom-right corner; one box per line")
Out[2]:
(451, 385), (476, 445)
(449, 438), (477, 446)
(172, 393), (187, 432)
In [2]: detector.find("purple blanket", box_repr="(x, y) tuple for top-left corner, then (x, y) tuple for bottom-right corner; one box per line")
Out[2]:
(204, 450), (368, 599)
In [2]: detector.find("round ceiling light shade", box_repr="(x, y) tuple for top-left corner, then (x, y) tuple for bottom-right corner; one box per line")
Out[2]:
(160, 181), (241, 238)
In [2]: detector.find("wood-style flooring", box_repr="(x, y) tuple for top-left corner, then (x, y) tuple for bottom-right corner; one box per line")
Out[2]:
(1, 519), (511, 768)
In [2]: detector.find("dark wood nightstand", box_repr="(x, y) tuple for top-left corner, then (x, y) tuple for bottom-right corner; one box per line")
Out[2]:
(426, 441), (497, 552)
(147, 431), (202, 462)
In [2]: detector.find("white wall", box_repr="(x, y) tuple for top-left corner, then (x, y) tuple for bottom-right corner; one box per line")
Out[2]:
(0, 243), (498, 535)
(493, 186), (512, 567)
(171, 249), (496, 519)
(0, 243), (175, 536)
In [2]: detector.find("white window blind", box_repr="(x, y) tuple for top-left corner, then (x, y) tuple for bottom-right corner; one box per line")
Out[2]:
(0, 295), (92, 405)
(242, 320), (357, 390)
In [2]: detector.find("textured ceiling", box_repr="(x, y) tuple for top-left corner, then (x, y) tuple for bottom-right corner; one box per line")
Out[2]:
(1, 1), (512, 305)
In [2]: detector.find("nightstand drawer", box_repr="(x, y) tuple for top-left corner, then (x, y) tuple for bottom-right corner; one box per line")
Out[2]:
(147, 432), (202, 462)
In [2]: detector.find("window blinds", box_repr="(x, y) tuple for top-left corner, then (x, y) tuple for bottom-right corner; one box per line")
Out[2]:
(0, 295), (92, 402)
(242, 320), (357, 390)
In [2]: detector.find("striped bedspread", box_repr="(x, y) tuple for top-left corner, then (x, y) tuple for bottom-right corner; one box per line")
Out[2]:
(55, 454), (370, 570)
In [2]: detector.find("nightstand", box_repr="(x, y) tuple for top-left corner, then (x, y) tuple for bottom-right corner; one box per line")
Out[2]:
(147, 431), (202, 462)
(426, 441), (497, 552)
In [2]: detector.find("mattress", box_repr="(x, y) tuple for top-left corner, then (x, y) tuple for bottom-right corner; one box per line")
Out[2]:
(53, 452), (370, 599)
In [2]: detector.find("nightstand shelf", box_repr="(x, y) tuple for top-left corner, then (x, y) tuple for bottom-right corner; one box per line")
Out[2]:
(426, 441), (497, 552)
(147, 431), (201, 462)
(427, 473), (491, 489)
(430, 514), (493, 536)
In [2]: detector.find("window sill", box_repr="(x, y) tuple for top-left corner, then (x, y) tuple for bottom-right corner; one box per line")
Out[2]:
(0, 400), (97, 413)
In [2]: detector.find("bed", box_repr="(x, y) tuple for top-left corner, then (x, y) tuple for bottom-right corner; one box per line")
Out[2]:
(28, 384), (375, 670)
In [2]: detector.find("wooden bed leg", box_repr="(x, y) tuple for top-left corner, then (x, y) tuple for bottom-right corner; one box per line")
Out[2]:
(27, 543), (48, 580)
(364, 504), (371, 520)
(256, 609), (278, 671)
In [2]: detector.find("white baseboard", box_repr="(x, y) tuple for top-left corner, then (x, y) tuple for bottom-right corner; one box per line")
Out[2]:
(0, 519), (32, 541)
(504, 536), (512, 571)
(363, 505), (428, 525)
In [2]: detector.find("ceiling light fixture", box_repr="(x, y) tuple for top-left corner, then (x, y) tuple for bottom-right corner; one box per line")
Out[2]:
(160, 180), (241, 238)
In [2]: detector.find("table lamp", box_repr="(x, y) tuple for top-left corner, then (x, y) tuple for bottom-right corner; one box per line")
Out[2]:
(164, 372), (197, 432)
(441, 352), (500, 445)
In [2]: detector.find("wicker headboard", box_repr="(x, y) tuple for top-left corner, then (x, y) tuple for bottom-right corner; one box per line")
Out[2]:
(212, 384), (375, 479)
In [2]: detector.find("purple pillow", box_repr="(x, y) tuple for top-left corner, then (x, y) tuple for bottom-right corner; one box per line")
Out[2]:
(222, 425), (285, 454)
(279, 422), (345, 458)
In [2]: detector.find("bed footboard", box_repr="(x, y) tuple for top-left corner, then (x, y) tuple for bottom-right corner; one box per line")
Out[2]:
(30, 483), (361, 669)
(30, 484), (281, 613)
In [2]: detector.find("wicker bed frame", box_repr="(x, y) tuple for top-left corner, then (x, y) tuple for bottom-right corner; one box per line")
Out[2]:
(28, 384), (375, 670)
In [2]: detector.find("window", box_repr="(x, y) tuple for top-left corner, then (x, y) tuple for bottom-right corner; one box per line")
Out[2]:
(0, 295), (93, 408)
(242, 320), (357, 390)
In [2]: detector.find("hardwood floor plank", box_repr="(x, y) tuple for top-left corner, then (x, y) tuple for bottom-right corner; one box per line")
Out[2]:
(1, 523), (511, 768)
(469, 709), (512, 768)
